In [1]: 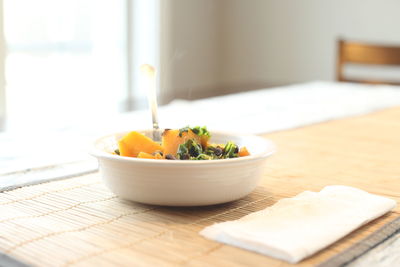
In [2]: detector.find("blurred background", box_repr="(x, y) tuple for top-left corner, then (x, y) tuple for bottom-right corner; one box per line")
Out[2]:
(1, 0), (400, 133)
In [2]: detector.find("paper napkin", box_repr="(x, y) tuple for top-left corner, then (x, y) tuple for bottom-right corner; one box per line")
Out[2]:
(200, 185), (396, 263)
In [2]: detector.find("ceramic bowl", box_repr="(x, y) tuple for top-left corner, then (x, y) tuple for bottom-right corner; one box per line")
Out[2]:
(91, 130), (275, 206)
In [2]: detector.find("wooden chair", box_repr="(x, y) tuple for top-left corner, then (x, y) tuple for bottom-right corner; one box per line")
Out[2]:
(336, 39), (400, 85)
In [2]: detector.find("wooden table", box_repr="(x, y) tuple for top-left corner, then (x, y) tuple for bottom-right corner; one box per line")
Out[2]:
(262, 106), (400, 266)
(0, 106), (399, 267)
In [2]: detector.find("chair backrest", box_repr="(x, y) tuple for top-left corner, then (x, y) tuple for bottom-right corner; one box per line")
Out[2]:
(336, 39), (400, 85)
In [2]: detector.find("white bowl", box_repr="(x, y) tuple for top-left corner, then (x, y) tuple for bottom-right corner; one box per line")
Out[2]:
(91, 130), (275, 206)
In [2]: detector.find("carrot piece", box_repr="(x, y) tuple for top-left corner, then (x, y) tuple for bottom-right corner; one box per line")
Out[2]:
(137, 152), (156, 159)
(239, 146), (250, 157)
(118, 131), (163, 157)
(161, 129), (202, 158)
(154, 153), (163, 159)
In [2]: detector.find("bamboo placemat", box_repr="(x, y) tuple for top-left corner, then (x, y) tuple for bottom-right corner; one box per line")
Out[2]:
(1, 106), (400, 267)
(0, 173), (279, 267)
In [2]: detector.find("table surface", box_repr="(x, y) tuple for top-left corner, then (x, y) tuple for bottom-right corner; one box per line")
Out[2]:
(262, 106), (400, 266)
(0, 106), (399, 266)
(2, 81), (400, 176)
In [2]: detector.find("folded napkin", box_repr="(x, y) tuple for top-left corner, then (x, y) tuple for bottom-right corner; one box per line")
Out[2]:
(200, 185), (396, 263)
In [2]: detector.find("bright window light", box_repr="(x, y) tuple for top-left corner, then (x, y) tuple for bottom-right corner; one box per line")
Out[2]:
(3, 0), (126, 131)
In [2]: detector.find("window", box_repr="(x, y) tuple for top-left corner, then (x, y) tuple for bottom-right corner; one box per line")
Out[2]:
(3, 0), (127, 131)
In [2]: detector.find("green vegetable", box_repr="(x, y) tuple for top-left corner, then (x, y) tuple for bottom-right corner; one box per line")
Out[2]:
(177, 143), (189, 159)
(190, 139), (203, 156)
(177, 139), (240, 160)
(178, 126), (210, 138)
(190, 126), (210, 137)
(178, 126), (191, 137)
(195, 154), (213, 160)
(223, 141), (239, 158)
(177, 139), (203, 159)
(204, 145), (224, 159)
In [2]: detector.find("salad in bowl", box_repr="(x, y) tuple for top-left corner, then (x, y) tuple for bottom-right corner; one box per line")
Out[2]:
(91, 126), (275, 206)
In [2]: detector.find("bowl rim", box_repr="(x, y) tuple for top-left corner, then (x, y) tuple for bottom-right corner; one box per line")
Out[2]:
(90, 130), (276, 166)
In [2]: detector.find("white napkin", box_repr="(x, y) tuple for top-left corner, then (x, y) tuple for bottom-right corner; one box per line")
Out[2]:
(200, 185), (396, 263)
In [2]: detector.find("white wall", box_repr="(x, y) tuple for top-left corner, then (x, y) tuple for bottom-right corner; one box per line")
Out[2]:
(220, 0), (400, 90)
(160, 0), (400, 102)
(160, 0), (224, 103)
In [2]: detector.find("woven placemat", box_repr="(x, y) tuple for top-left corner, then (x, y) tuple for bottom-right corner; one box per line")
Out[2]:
(318, 217), (400, 267)
(0, 173), (279, 267)
(0, 172), (398, 267)
(0, 173), (400, 266)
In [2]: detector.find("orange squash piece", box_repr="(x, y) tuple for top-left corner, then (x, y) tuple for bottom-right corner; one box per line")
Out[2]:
(118, 131), (163, 157)
(239, 146), (250, 157)
(137, 152), (164, 159)
(137, 152), (156, 159)
(162, 129), (206, 157)
(200, 135), (209, 148)
(154, 153), (163, 159)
